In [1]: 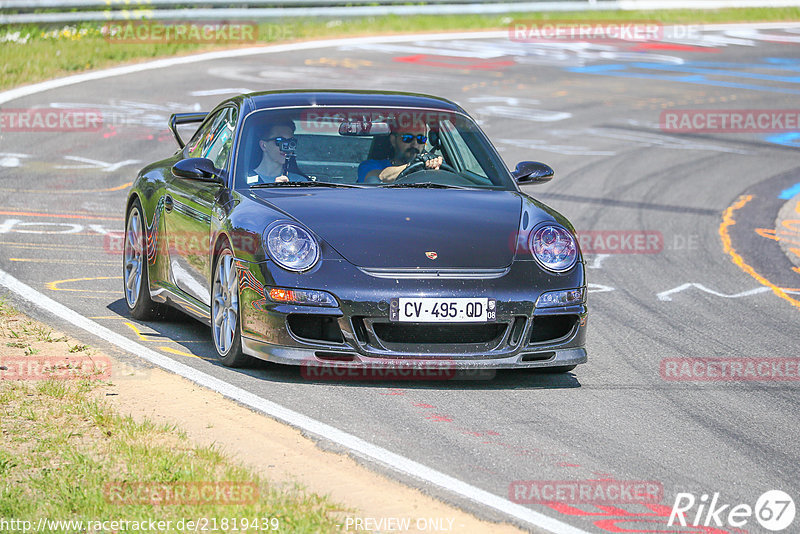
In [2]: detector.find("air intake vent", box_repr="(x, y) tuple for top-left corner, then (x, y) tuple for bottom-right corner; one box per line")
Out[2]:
(508, 317), (527, 346)
(372, 323), (506, 345)
(287, 314), (343, 343)
(520, 352), (555, 362)
(530, 315), (577, 344)
(315, 352), (357, 362)
(351, 317), (369, 344)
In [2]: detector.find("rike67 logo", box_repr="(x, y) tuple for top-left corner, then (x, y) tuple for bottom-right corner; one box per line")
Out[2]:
(669, 490), (796, 532)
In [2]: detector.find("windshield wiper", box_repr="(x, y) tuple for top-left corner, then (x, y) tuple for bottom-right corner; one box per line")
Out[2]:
(380, 182), (470, 189)
(250, 181), (363, 189)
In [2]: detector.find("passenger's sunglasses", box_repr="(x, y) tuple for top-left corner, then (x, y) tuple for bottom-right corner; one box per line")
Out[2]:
(265, 136), (298, 150)
(398, 133), (427, 144)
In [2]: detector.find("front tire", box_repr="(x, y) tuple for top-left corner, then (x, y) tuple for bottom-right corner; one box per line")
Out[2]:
(211, 247), (250, 367)
(124, 199), (163, 320)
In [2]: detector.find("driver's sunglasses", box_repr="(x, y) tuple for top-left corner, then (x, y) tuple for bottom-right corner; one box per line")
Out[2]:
(266, 136), (297, 147)
(399, 133), (427, 144)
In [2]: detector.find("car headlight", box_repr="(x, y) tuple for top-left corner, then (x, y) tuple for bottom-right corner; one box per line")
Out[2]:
(268, 287), (337, 307)
(529, 225), (578, 272)
(537, 288), (585, 308)
(265, 222), (319, 272)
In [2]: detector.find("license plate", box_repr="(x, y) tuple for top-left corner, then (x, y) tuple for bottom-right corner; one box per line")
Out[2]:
(390, 298), (496, 322)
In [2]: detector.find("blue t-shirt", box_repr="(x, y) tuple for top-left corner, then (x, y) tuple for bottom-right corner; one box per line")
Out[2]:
(357, 159), (392, 183)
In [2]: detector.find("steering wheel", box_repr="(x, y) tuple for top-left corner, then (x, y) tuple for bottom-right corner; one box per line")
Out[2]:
(395, 156), (459, 182)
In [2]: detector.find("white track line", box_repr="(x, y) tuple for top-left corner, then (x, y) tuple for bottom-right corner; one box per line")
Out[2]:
(0, 269), (590, 534)
(0, 32), (512, 106)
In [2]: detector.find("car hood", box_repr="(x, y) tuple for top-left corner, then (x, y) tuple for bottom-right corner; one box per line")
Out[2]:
(250, 188), (528, 269)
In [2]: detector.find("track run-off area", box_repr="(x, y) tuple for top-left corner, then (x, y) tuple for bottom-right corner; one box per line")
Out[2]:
(1, 23), (799, 533)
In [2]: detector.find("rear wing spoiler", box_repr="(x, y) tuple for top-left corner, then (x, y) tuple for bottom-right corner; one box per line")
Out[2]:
(168, 112), (208, 149)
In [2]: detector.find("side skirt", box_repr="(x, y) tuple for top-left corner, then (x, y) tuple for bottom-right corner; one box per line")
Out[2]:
(151, 282), (212, 326)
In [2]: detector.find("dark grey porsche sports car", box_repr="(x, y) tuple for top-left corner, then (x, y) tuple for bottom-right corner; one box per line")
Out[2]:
(123, 90), (586, 372)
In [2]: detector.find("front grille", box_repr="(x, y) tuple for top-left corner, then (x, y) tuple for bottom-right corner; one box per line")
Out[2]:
(287, 314), (343, 343)
(372, 322), (506, 345)
(358, 267), (510, 279)
(529, 315), (578, 344)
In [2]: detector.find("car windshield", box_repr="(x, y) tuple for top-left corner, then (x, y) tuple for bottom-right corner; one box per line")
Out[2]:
(233, 106), (514, 189)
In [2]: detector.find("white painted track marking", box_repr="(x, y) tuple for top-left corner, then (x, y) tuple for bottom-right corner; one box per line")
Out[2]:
(657, 283), (773, 301)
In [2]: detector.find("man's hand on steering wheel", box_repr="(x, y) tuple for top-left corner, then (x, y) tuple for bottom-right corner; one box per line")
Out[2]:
(411, 151), (444, 170)
(392, 152), (448, 181)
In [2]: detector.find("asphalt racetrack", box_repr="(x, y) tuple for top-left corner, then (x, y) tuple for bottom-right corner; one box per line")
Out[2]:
(1, 24), (800, 533)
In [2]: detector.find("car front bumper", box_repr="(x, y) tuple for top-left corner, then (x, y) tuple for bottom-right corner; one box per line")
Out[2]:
(236, 257), (587, 370)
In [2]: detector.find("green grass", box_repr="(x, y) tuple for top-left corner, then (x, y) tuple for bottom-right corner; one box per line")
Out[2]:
(0, 7), (798, 90)
(0, 379), (346, 533)
(0, 301), (347, 532)
(0, 298), (15, 318)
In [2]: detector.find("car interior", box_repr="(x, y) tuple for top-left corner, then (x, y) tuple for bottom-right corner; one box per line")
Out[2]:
(235, 110), (502, 188)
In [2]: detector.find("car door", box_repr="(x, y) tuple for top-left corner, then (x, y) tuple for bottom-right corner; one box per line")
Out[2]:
(165, 106), (237, 307)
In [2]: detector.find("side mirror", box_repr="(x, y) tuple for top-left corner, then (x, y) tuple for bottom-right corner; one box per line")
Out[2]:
(512, 161), (554, 184)
(172, 158), (223, 184)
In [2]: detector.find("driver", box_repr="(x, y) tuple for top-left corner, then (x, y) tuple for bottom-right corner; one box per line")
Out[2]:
(247, 121), (307, 184)
(358, 122), (443, 183)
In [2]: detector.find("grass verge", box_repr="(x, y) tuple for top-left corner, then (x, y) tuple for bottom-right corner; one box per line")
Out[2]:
(0, 7), (799, 91)
(0, 297), (345, 533)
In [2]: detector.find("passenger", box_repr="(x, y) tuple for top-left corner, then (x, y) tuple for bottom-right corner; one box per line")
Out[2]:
(247, 121), (307, 184)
